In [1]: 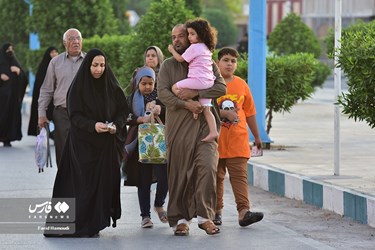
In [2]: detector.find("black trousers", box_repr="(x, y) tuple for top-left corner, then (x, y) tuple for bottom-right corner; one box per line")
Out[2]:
(138, 163), (168, 218)
(53, 106), (70, 166)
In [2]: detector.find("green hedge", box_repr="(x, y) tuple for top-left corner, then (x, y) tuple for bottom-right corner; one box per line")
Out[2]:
(27, 35), (132, 92)
(268, 13), (322, 58)
(325, 20), (375, 58)
(325, 20), (375, 128)
(268, 12), (331, 89)
(216, 51), (317, 134)
(266, 53), (316, 133)
(335, 24), (375, 128)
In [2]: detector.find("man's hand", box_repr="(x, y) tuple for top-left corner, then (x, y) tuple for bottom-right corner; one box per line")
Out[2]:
(184, 100), (203, 114)
(221, 109), (239, 123)
(177, 88), (198, 100)
(38, 117), (49, 129)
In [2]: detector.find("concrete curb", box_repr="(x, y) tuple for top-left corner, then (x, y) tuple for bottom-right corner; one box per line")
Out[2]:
(248, 162), (375, 228)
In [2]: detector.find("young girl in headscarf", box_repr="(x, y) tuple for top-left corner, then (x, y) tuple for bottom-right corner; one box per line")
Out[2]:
(123, 66), (168, 228)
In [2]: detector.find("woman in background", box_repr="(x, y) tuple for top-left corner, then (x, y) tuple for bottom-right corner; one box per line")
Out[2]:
(28, 46), (58, 137)
(0, 43), (28, 147)
(144, 46), (164, 78)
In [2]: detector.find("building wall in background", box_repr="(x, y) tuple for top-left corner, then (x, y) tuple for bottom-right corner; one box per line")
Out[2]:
(302, 0), (375, 38)
(267, 0), (302, 35)
(238, 0), (375, 39)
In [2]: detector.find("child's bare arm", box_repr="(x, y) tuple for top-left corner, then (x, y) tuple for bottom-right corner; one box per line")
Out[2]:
(168, 45), (185, 62)
(246, 115), (262, 149)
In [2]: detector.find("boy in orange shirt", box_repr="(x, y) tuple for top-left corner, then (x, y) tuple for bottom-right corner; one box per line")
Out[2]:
(214, 47), (264, 227)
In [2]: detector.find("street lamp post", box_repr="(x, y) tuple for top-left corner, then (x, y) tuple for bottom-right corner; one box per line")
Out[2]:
(334, 0), (342, 176)
(23, 0), (40, 95)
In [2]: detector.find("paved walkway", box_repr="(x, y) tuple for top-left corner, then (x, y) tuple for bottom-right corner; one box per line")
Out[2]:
(0, 123), (344, 250)
(249, 83), (375, 227)
(0, 80), (375, 249)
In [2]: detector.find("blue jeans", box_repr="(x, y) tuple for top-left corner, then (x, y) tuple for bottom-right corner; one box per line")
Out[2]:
(137, 163), (168, 218)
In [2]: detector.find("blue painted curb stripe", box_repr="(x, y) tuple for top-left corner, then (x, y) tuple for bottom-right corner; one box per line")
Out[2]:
(248, 162), (373, 227)
(344, 192), (368, 224)
(303, 180), (323, 208)
(247, 163), (254, 185)
(268, 170), (285, 196)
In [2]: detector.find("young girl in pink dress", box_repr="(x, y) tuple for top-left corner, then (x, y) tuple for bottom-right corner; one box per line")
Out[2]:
(168, 18), (218, 142)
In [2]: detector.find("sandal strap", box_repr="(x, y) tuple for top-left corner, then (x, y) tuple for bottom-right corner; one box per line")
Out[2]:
(198, 220), (220, 235)
(174, 223), (189, 236)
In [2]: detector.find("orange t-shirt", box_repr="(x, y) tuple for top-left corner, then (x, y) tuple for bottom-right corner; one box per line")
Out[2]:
(217, 76), (256, 159)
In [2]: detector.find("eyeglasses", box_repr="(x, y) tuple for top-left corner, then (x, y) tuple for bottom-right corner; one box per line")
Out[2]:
(67, 36), (82, 42)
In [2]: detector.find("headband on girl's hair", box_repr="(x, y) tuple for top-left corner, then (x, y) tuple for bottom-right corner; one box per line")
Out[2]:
(135, 66), (155, 86)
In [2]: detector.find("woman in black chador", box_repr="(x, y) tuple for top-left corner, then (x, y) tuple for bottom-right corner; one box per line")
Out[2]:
(28, 46), (58, 137)
(46, 49), (129, 237)
(0, 43), (28, 147)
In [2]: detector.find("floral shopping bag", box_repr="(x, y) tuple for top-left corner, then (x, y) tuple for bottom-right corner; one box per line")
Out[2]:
(138, 114), (167, 164)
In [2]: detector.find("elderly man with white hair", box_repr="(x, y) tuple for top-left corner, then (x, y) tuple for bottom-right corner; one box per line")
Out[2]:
(38, 28), (86, 166)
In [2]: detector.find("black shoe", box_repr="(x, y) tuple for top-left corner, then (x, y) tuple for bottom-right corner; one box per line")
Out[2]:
(3, 141), (11, 147)
(213, 214), (222, 226)
(239, 211), (264, 227)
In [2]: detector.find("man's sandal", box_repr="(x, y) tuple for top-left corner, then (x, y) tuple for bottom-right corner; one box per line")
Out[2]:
(174, 223), (189, 236)
(198, 220), (220, 235)
(154, 207), (168, 223)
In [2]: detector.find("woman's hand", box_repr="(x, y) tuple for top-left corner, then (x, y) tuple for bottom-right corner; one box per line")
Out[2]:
(95, 122), (109, 133)
(107, 123), (116, 134)
(10, 66), (20, 75)
(1, 73), (9, 81)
